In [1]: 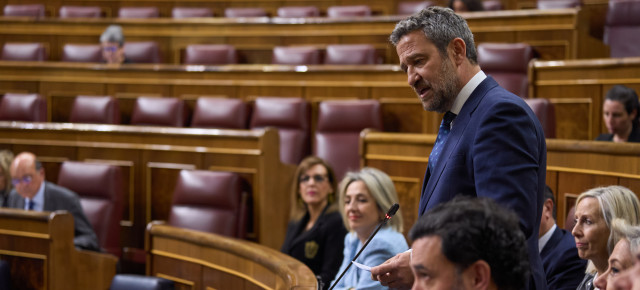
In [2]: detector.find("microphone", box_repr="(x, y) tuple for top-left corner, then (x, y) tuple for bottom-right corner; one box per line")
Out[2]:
(328, 203), (400, 290)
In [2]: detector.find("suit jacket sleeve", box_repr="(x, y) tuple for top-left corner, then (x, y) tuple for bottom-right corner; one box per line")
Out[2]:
(318, 213), (348, 287)
(46, 183), (100, 251)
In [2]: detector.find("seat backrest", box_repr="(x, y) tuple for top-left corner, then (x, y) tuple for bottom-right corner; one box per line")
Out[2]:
(396, 1), (435, 15)
(565, 205), (576, 231)
(277, 6), (320, 17)
(314, 99), (383, 179)
(171, 7), (213, 18)
(482, 0), (503, 11)
(272, 46), (321, 65)
(70, 95), (120, 124)
(118, 6), (159, 18)
(537, 0), (581, 9)
(3, 4), (45, 17)
(61, 44), (102, 62)
(250, 97), (310, 165)
(183, 44), (237, 65)
(191, 97), (248, 129)
(110, 274), (174, 290)
(525, 98), (556, 138)
(327, 5), (371, 18)
(0, 93), (47, 122)
(168, 170), (249, 239)
(224, 7), (267, 17)
(123, 41), (161, 64)
(130, 97), (188, 127)
(324, 44), (377, 65)
(477, 42), (534, 98)
(59, 6), (102, 18)
(604, 0), (640, 58)
(57, 161), (124, 257)
(1, 43), (47, 61)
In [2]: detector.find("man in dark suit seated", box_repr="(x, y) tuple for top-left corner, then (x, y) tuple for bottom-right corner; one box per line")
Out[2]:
(539, 185), (587, 289)
(6, 152), (100, 251)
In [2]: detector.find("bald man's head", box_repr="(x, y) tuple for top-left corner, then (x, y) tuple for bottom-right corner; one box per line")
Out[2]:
(10, 152), (44, 199)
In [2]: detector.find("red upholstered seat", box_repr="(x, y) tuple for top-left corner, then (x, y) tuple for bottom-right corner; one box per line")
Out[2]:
(482, 0), (503, 10)
(537, 0), (581, 9)
(59, 6), (102, 18)
(324, 44), (377, 65)
(397, 1), (435, 15)
(224, 7), (267, 17)
(565, 205), (576, 231)
(525, 98), (556, 138)
(327, 5), (371, 18)
(183, 44), (237, 65)
(272, 46), (321, 65)
(314, 100), (383, 179)
(69, 95), (120, 124)
(3, 4), (45, 17)
(1, 43), (47, 61)
(57, 161), (124, 257)
(168, 170), (249, 238)
(477, 42), (534, 98)
(61, 44), (102, 62)
(277, 6), (320, 17)
(130, 97), (188, 127)
(191, 97), (248, 129)
(0, 93), (47, 122)
(171, 7), (213, 18)
(118, 7), (159, 18)
(604, 0), (640, 58)
(123, 41), (161, 63)
(250, 97), (310, 165)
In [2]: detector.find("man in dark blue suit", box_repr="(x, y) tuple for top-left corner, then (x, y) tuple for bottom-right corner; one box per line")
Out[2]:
(539, 186), (587, 289)
(371, 6), (547, 289)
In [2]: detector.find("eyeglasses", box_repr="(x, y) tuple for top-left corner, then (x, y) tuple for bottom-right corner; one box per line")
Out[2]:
(299, 174), (327, 184)
(11, 176), (32, 186)
(102, 46), (118, 52)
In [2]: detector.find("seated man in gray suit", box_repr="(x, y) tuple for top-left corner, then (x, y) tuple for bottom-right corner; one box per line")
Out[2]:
(7, 152), (99, 251)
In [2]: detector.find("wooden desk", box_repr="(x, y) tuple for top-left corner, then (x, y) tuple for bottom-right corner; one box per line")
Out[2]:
(360, 131), (640, 233)
(0, 208), (117, 290)
(0, 122), (295, 251)
(146, 222), (317, 290)
(530, 57), (640, 140)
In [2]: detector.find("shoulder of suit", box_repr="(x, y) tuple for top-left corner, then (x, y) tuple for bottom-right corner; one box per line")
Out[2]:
(45, 181), (80, 199)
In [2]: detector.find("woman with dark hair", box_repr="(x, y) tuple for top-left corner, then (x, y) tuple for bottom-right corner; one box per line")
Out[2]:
(448, 0), (485, 12)
(596, 85), (640, 142)
(281, 156), (347, 289)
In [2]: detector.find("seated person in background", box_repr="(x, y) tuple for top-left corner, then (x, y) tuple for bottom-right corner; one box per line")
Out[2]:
(331, 167), (408, 290)
(6, 152), (100, 251)
(596, 85), (640, 142)
(448, 0), (485, 12)
(410, 197), (529, 290)
(539, 185), (587, 289)
(100, 24), (127, 64)
(0, 150), (14, 207)
(281, 156), (347, 290)
(595, 219), (640, 289)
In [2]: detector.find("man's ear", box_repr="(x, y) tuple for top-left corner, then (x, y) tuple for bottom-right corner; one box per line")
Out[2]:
(449, 38), (467, 65)
(464, 260), (491, 289)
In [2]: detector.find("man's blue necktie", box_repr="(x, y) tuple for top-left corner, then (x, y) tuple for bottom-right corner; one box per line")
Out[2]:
(26, 199), (34, 210)
(428, 111), (457, 173)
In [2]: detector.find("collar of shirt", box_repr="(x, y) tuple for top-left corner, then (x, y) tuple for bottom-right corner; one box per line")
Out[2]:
(448, 70), (487, 127)
(538, 223), (557, 253)
(26, 181), (45, 211)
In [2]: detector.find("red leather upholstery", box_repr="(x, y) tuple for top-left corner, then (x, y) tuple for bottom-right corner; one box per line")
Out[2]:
(191, 97), (248, 129)
(118, 7), (159, 18)
(168, 170), (249, 238)
(1, 43), (47, 61)
(131, 97), (188, 127)
(61, 44), (102, 62)
(0, 93), (47, 122)
(69, 95), (120, 124)
(327, 5), (371, 18)
(477, 42), (534, 98)
(3, 4), (45, 17)
(250, 97), (310, 165)
(525, 98), (556, 138)
(482, 0), (503, 10)
(324, 44), (377, 65)
(57, 161), (124, 257)
(123, 41), (161, 63)
(397, 1), (434, 15)
(224, 7), (267, 17)
(565, 205), (576, 231)
(183, 44), (237, 65)
(277, 6), (320, 17)
(171, 7), (213, 18)
(59, 6), (102, 18)
(537, 0), (581, 9)
(272, 46), (322, 65)
(604, 0), (640, 58)
(314, 100), (383, 179)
